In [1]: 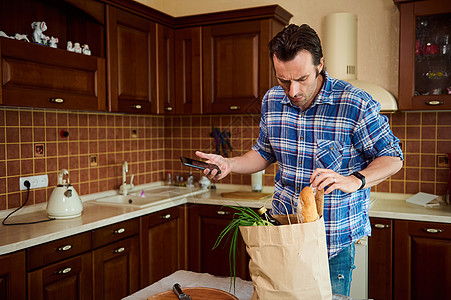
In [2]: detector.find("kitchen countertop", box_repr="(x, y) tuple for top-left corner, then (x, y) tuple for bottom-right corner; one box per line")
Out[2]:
(1, 182), (451, 256)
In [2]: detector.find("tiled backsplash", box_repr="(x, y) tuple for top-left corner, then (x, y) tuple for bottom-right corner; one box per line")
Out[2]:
(0, 108), (450, 210)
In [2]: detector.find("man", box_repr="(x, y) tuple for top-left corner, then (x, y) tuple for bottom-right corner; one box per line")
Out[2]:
(196, 24), (403, 296)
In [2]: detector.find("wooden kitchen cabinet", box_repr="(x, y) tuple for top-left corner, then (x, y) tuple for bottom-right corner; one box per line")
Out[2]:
(0, 250), (26, 300)
(156, 24), (176, 115)
(92, 218), (140, 299)
(188, 204), (250, 280)
(368, 217), (393, 300)
(0, 0), (106, 111)
(394, 220), (451, 300)
(174, 27), (203, 115)
(27, 232), (93, 300)
(200, 7), (291, 115)
(396, 0), (451, 110)
(106, 5), (157, 114)
(140, 205), (187, 287)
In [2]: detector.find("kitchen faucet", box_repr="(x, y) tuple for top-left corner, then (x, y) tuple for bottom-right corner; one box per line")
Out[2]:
(119, 161), (134, 196)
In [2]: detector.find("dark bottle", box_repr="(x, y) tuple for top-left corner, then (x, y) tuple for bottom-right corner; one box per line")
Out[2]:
(257, 206), (281, 226)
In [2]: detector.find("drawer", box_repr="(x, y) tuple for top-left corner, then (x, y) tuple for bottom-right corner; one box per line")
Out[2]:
(92, 218), (139, 249)
(27, 231), (91, 271)
(407, 220), (451, 239)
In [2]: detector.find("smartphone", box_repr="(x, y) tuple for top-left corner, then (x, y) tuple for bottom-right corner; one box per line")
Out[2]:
(180, 156), (221, 174)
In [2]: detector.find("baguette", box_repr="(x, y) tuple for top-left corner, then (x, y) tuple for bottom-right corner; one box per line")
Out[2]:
(315, 188), (324, 217)
(299, 186), (319, 223)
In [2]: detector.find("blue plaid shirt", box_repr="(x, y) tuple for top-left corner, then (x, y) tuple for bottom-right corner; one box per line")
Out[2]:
(252, 71), (403, 258)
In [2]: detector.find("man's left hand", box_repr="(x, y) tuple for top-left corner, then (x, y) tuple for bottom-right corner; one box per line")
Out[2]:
(309, 168), (361, 194)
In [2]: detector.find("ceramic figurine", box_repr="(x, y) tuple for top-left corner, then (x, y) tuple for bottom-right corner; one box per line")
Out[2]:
(82, 44), (91, 55)
(67, 41), (74, 52)
(31, 21), (49, 45)
(73, 42), (82, 53)
(49, 36), (58, 48)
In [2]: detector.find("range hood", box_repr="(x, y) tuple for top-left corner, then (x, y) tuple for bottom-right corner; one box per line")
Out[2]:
(323, 13), (398, 112)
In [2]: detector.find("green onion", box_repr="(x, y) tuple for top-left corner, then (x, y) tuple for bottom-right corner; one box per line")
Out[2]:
(212, 206), (273, 292)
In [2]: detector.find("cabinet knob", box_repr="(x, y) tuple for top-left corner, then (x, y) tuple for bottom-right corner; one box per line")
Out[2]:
(424, 228), (444, 234)
(161, 214), (171, 219)
(425, 100), (444, 106)
(374, 224), (389, 229)
(114, 247), (125, 253)
(164, 106), (173, 111)
(49, 98), (65, 104)
(229, 106), (241, 110)
(57, 267), (72, 274)
(114, 228), (126, 234)
(131, 104), (142, 109)
(217, 210), (230, 215)
(57, 245), (72, 251)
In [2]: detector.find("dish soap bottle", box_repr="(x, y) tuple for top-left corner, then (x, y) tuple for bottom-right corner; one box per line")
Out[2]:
(166, 171), (173, 186)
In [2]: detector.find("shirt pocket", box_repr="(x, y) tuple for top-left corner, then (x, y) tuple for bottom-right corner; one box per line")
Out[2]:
(316, 139), (345, 172)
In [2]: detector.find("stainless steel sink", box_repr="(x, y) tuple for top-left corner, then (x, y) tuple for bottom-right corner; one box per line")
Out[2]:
(91, 186), (206, 208)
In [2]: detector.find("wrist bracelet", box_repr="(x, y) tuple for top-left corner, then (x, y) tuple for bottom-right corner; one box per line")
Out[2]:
(351, 172), (366, 190)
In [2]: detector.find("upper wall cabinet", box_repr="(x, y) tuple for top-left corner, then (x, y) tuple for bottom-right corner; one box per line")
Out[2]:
(106, 5), (157, 114)
(200, 8), (291, 114)
(396, 0), (451, 110)
(0, 0), (106, 111)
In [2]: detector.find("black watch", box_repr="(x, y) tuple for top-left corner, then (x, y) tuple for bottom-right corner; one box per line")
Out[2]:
(351, 172), (366, 190)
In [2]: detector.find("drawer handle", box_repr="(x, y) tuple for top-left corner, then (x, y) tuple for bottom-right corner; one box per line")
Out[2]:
(425, 100), (444, 106)
(424, 228), (444, 234)
(131, 104), (142, 109)
(217, 211), (230, 215)
(229, 106), (240, 110)
(161, 214), (171, 219)
(114, 228), (126, 234)
(114, 247), (125, 253)
(49, 98), (65, 104)
(57, 267), (72, 274)
(164, 106), (173, 111)
(57, 245), (72, 251)
(374, 224), (389, 229)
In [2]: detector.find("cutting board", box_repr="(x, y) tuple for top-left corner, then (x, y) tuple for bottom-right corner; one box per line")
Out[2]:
(220, 191), (272, 200)
(148, 287), (239, 299)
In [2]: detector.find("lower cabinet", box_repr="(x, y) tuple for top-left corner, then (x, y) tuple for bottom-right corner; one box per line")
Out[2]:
(92, 236), (140, 300)
(368, 217), (393, 300)
(27, 253), (93, 300)
(0, 250), (26, 300)
(393, 220), (451, 300)
(188, 204), (250, 280)
(369, 218), (451, 300)
(140, 205), (187, 287)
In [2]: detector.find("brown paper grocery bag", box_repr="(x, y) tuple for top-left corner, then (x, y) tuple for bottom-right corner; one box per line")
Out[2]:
(240, 217), (332, 300)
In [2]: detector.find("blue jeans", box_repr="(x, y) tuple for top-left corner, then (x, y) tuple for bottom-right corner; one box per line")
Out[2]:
(328, 243), (356, 296)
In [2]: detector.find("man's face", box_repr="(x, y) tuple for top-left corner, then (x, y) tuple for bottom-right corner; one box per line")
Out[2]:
(273, 50), (324, 109)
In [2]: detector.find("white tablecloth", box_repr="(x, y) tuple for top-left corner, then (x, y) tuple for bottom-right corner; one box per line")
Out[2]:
(123, 270), (254, 300)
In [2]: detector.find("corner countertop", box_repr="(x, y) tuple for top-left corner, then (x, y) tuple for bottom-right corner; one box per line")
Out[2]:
(1, 182), (450, 256)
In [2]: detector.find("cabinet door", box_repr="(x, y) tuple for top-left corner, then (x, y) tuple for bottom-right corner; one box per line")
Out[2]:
(202, 20), (272, 114)
(368, 217), (393, 300)
(107, 5), (157, 114)
(28, 252), (92, 300)
(398, 0), (451, 110)
(175, 27), (202, 115)
(189, 204), (249, 280)
(156, 24), (175, 115)
(0, 251), (26, 300)
(92, 236), (140, 300)
(394, 220), (451, 299)
(140, 206), (186, 286)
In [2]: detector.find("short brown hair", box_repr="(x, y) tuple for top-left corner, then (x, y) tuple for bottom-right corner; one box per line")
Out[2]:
(268, 24), (323, 66)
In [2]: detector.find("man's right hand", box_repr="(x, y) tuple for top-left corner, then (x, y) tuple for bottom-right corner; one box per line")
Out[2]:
(195, 151), (232, 180)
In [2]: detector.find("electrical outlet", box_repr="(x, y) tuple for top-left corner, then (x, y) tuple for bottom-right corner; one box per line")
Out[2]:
(19, 175), (49, 190)
(437, 155), (449, 168)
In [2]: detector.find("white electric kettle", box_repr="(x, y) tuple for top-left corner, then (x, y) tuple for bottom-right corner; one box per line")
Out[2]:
(47, 169), (83, 219)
